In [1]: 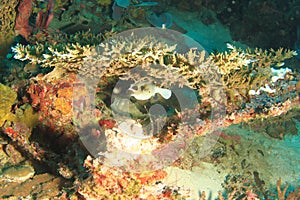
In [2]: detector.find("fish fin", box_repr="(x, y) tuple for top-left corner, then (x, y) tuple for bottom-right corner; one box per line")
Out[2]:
(156, 88), (172, 99)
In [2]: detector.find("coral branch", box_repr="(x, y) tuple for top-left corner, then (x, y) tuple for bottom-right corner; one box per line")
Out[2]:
(277, 178), (289, 200)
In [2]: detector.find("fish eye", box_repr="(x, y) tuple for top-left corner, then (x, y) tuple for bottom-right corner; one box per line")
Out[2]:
(131, 85), (138, 90)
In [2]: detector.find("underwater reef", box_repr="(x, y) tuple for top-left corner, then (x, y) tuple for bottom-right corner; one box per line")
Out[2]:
(0, 0), (300, 199)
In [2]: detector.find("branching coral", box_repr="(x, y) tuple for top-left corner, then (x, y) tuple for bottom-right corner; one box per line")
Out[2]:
(276, 178), (300, 200)
(212, 45), (296, 75)
(11, 33), (298, 113)
(78, 33), (182, 80)
(208, 45), (297, 110)
(212, 45), (297, 90)
(12, 43), (92, 72)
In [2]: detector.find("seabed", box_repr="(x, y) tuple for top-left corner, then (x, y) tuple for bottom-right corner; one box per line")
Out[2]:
(0, 0), (299, 199)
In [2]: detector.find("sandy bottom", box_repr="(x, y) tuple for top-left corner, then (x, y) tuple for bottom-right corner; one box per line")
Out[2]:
(162, 122), (300, 199)
(163, 163), (225, 199)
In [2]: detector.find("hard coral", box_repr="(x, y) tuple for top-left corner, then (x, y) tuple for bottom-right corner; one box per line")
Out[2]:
(12, 42), (92, 79)
(0, 0), (19, 57)
(0, 84), (17, 126)
(27, 75), (76, 138)
(211, 45), (297, 111)
(12, 30), (298, 118)
(78, 156), (172, 199)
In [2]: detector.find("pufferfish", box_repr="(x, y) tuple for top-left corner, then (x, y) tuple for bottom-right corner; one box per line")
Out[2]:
(129, 81), (172, 101)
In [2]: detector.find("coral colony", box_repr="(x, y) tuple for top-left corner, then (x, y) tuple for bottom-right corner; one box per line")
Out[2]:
(0, 0), (299, 199)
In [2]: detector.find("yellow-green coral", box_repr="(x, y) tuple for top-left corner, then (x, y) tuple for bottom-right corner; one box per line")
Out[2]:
(97, 0), (112, 6)
(211, 44), (297, 98)
(11, 36), (297, 100)
(12, 43), (92, 72)
(52, 0), (70, 12)
(212, 44), (296, 75)
(14, 105), (38, 129)
(0, 84), (17, 126)
(0, 0), (18, 57)
(0, 84), (38, 129)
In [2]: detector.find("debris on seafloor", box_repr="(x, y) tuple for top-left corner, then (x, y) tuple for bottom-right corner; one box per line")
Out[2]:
(0, 165), (35, 183)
